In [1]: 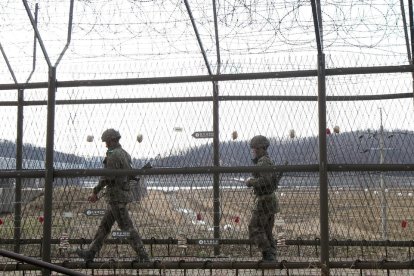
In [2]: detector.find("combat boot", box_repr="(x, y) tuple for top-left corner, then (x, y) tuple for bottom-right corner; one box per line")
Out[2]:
(262, 251), (276, 262)
(135, 248), (150, 262)
(76, 248), (95, 262)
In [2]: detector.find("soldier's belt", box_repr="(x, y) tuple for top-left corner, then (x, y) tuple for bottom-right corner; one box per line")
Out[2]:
(103, 179), (118, 184)
(256, 193), (275, 200)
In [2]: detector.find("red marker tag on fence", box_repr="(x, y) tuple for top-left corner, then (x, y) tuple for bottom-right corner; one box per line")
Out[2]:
(196, 213), (202, 221)
(402, 220), (408, 228)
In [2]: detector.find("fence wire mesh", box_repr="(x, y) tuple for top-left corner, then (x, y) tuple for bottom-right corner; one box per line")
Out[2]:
(1, 0), (414, 275)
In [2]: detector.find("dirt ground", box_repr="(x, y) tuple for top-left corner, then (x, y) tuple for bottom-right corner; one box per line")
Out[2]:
(1, 185), (414, 275)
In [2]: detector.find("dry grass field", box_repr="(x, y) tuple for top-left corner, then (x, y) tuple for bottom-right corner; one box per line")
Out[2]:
(1, 185), (414, 262)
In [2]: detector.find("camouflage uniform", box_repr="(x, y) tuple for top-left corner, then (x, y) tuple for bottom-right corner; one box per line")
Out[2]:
(77, 130), (148, 262)
(247, 135), (283, 261)
(88, 144), (148, 259)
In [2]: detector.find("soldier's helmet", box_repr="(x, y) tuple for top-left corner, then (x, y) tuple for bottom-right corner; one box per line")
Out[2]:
(101, 129), (121, 142)
(249, 135), (270, 149)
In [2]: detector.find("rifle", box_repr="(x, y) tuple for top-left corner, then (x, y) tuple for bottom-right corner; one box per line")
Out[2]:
(130, 162), (152, 182)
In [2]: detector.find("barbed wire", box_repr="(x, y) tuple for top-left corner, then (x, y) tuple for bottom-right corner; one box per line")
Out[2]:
(0, 0), (410, 71)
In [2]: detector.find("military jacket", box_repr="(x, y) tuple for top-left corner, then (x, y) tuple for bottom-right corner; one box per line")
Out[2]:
(93, 144), (132, 203)
(249, 155), (280, 214)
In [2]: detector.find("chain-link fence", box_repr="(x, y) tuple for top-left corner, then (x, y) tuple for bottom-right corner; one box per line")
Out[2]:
(1, 0), (414, 275)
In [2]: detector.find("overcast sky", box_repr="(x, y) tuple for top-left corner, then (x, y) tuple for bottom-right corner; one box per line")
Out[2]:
(0, 0), (413, 159)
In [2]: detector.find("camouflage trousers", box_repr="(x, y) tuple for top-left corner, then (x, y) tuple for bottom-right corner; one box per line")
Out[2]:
(248, 210), (276, 254)
(89, 202), (146, 256)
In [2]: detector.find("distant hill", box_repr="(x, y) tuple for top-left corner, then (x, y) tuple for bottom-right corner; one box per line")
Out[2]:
(157, 130), (414, 167)
(0, 139), (86, 166)
(0, 130), (413, 170)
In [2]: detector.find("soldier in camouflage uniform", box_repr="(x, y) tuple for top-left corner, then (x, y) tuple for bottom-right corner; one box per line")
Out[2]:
(76, 129), (149, 262)
(246, 135), (283, 262)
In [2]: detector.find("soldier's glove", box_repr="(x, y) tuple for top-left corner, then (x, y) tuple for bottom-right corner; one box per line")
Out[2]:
(88, 193), (98, 203)
(245, 177), (253, 187)
(130, 176), (140, 182)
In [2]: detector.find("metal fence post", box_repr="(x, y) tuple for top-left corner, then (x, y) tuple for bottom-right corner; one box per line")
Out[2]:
(212, 0), (221, 256)
(14, 88), (24, 253)
(42, 66), (57, 276)
(318, 52), (329, 276)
